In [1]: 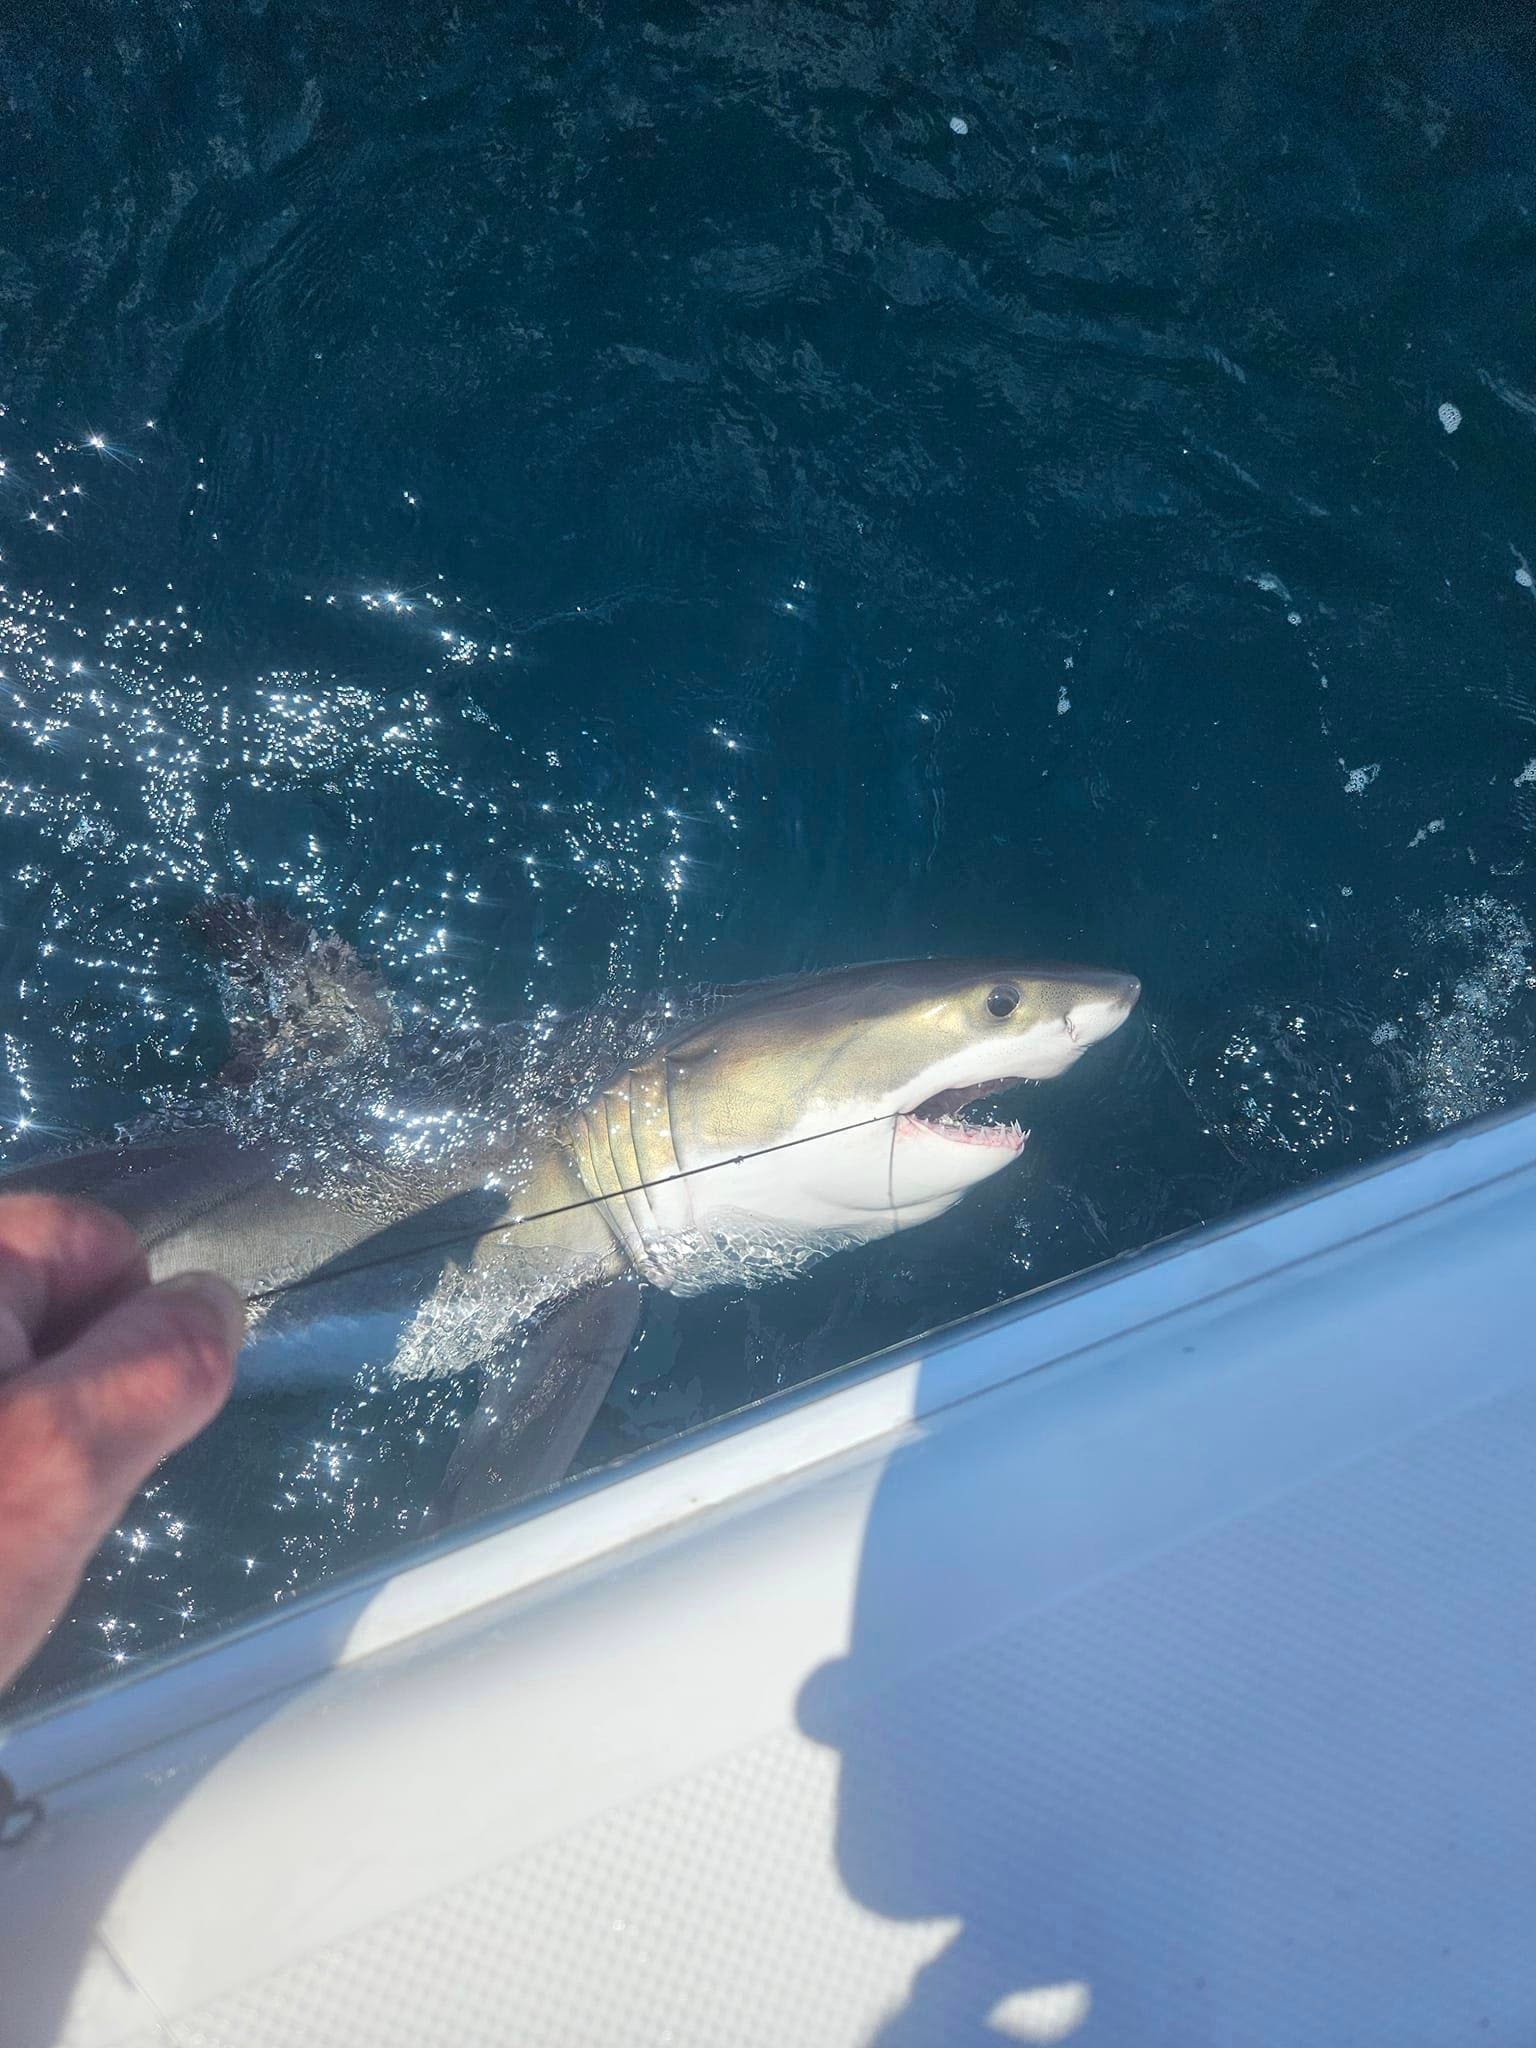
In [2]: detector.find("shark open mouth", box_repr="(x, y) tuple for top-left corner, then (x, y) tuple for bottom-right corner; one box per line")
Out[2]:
(898, 1078), (1029, 1152)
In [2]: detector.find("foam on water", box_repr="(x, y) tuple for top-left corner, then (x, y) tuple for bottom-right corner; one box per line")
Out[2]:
(1410, 895), (1535, 1132)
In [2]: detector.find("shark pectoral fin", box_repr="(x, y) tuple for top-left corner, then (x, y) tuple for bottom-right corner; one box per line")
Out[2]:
(432, 1273), (644, 1528)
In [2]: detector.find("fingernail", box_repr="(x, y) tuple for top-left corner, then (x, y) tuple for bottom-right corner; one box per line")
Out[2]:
(154, 1272), (247, 1354)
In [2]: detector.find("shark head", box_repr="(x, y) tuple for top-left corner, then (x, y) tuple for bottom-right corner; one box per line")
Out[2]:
(567, 958), (1140, 1292)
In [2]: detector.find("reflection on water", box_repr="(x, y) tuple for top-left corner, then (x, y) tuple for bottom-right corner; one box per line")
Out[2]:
(3, 1), (1536, 1705)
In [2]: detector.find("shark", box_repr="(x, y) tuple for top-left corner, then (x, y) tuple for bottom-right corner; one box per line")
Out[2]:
(1, 905), (1139, 1521)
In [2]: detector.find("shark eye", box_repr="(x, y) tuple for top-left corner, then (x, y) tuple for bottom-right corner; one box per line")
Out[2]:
(986, 983), (1021, 1020)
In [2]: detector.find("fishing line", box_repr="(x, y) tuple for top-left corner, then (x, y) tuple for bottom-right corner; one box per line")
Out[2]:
(1143, 1014), (1248, 1168)
(244, 1107), (905, 1307)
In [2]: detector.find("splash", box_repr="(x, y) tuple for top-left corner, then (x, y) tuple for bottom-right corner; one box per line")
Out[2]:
(1408, 895), (1534, 1131)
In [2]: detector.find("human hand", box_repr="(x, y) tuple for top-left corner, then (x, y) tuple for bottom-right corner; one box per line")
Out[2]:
(0, 1194), (244, 1695)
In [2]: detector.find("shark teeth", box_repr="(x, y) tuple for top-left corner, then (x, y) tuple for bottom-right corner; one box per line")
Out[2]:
(900, 1075), (1031, 1152)
(911, 1076), (1026, 1120)
(898, 1111), (1028, 1152)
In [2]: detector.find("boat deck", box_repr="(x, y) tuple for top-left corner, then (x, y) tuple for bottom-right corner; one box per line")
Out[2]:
(5, 1103), (1536, 2046)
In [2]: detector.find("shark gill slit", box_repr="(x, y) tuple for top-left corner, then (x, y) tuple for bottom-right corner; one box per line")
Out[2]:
(629, 1059), (675, 1251)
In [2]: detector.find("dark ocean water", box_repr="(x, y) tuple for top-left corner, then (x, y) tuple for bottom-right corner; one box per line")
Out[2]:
(2, 2), (1535, 1708)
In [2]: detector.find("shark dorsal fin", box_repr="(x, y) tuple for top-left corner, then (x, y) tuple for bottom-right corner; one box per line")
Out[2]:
(187, 896), (398, 1086)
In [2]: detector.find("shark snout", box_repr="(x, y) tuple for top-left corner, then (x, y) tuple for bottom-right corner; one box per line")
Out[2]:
(1065, 974), (1141, 1048)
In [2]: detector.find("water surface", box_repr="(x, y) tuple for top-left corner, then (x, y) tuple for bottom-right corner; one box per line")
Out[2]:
(3, 2), (1535, 1707)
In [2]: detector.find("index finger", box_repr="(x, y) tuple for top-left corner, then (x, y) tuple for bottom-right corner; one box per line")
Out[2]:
(0, 1194), (150, 1371)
